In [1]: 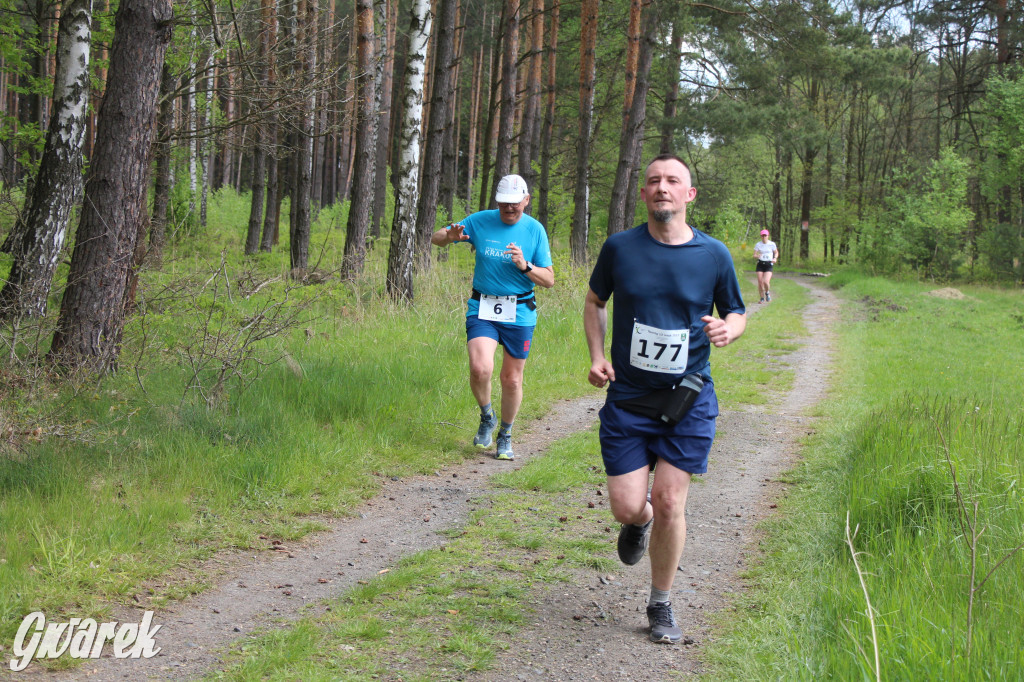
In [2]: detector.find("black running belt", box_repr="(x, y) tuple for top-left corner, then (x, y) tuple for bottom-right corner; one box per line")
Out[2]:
(470, 289), (535, 304)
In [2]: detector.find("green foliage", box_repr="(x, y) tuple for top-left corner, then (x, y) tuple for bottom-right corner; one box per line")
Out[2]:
(866, 149), (975, 279)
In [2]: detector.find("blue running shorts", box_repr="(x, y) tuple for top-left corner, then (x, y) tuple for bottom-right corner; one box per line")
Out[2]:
(466, 317), (535, 359)
(598, 380), (719, 476)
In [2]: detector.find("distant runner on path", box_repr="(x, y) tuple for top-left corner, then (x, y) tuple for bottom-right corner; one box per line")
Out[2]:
(583, 153), (746, 644)
(431, 174), (554, 461)
(753, 229), (778, 303)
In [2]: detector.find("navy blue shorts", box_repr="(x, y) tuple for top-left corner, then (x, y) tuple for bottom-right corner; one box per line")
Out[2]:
(599, 381), (719, 476)
(465, 317), (535, 359)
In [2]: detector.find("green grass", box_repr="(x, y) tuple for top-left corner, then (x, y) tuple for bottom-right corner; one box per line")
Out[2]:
(703, 277), (1024, 680)
(0, 189), (588, 648)
(714, 273), (807, 406)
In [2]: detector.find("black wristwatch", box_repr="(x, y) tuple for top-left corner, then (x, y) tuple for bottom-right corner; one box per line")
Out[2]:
(520, 262), (533, 274)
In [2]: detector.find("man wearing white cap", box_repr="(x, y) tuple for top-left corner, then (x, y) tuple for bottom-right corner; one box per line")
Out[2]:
(431, 174), (554, 460)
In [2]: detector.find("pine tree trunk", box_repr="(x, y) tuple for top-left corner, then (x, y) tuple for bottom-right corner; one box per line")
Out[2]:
(537, 0), (558, 229)
(570, 0), (598, 265)
(476, 14), (500, 211)
(439, 0), (463, 226)
(465, 35), (483, 204)
(607, 0), (649, 237)
(260, 0), (279, 252)
(370, 0), (394, 240)
(659, 16), (682, 154)
(491, 0), (518, 189)
(386, 0), (431, 301)
(150, 63), (174, 265)
(0, 0), (92, 318)
(246, 0), (274, 255)
(342, 0), (378, 278)
(517, 0), (543, 199)
(290, 0), (317, 276)
(48, 0), (172, 369)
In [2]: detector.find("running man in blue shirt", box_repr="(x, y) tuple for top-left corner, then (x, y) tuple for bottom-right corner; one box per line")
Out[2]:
(431, 174), (554, 460)
(584, 154), (746, 644)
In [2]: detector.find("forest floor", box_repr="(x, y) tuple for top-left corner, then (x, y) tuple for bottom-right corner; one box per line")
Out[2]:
(23, 274), (839, 681)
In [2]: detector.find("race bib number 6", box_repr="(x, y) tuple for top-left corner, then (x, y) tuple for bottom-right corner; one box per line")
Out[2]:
(630, 322), (689, 374)
(478, 294), (517, 322)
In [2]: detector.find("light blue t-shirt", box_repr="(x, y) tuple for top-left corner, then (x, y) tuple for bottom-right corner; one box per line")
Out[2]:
(454, 210), (552, 326)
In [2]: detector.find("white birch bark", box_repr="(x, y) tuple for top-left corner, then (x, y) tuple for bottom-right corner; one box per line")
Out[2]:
(386, 0), (432, 300)
(0, 0), (92, 317)
(200, 53), (214, 227)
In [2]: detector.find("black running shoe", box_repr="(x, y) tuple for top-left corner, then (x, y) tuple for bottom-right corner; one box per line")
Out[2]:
(647, 601), (682, 644)
(616, 518), (653, 565)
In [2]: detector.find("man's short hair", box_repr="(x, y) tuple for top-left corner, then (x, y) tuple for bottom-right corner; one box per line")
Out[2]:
(646, 153), (691, 175)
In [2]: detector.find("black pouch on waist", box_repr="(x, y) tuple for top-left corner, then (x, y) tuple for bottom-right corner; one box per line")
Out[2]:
(615, 374), (704, 426)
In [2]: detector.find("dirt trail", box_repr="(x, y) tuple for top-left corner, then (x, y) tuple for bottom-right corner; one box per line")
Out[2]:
(478, 275), (839, 680)
(22, 275), (838, 681)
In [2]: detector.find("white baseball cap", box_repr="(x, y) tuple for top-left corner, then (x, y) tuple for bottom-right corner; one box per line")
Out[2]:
(494, 174), (528, 203)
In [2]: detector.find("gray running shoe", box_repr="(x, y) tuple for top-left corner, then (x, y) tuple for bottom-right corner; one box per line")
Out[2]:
(647, 601), (682, 644)
(495, 431), (514, 460)
(765, 291), (771, 302)
(474, 411), (498, 448)
(617, 518), (653, 565)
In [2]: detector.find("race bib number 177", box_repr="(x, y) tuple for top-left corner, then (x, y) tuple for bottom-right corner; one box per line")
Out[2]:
(629, 322), (689, 374)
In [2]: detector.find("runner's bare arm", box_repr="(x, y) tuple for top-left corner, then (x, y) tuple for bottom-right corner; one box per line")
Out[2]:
(584, 288), (615, 387)
(430, 223), (469, 246)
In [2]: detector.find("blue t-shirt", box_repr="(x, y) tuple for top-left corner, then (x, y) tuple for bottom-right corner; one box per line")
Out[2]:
(589, 224), (746, 400)
(455, 209), (552, 326)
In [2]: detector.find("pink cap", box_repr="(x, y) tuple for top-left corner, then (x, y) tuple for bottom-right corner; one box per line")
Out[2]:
(760, 230), (769, 236)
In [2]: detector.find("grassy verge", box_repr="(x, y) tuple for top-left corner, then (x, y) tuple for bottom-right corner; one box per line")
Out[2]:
(704, 275), (1024, 679)
(0, 191), (588, 649)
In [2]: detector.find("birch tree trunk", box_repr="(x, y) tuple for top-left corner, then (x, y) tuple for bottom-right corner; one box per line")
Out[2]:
(386, 0), (431, 301)
(0, 0), (92, 318)
(413, 0), (457, 271)
(48, 0), (173, 369)
(342, 0), (378, 278)
(570, 0), (598, 265)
